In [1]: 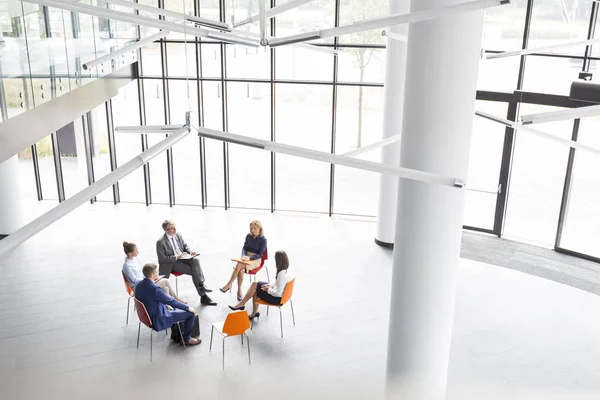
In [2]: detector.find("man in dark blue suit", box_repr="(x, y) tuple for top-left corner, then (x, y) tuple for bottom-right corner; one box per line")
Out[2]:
(135, 263), (201, 346)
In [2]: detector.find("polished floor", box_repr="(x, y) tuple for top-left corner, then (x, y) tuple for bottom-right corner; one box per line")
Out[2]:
(1, 203), (600, 399)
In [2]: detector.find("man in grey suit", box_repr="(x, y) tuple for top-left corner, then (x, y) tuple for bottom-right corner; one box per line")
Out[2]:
(156, 220), (216, 306)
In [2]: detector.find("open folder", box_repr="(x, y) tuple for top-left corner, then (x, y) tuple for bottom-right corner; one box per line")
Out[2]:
(180, 253), (200, 260)
(231, 257), (253, 265)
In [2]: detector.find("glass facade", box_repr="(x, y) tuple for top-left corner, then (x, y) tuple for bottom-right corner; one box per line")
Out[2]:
(2, 0), (600, 264)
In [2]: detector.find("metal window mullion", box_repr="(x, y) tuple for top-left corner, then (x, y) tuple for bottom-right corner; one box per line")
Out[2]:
(194, 0), (207, 209)
(270, 0), (276, 213)
(106, 99), (120, 204)
(81, 113), (97, 204)
(160, 41), (175, 207)
(492, 100), (519, 236)
(329, 0), (341, 217)
(583, 1), (599, 72)
(554, 119), (580, 249)
(219, 0), (230, 210)
(515, 0), (534, 91)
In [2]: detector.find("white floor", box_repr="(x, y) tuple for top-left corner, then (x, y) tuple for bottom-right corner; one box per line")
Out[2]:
(1, 203), (599, 399)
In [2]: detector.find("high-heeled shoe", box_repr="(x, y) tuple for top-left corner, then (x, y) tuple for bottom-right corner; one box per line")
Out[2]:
(229, 305), (245, 311)
(219, 288), (228, 293)
(249, 312), (260, 321)
(237, 295), (242, 302)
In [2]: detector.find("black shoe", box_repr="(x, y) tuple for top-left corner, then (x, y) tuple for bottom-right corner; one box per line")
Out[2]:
(229, 305), (245, 311)
(249, 312), (260, 321)
(201, 295), (217, 306)
(201, 285), (213, 293)
(219, 288), (227, 293)
(237, 295), (242, 302)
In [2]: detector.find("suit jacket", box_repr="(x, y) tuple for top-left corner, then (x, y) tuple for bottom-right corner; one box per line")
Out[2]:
(156, 232), (193, 277)
(135, 278), (189, 332)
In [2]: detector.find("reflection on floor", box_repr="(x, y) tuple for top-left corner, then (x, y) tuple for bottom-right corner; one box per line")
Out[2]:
(1, 203), (599, 399)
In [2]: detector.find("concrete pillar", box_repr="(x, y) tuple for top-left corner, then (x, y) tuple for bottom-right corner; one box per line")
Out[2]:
(0, 156), (26, 235)
(374, 0), (410, 247)
(386, 0), (485, 398)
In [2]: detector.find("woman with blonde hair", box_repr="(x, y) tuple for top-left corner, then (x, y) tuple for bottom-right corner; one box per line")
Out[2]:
(122, 241), (187, 303)
(219, 220), (267, 301)
(229, 250), (293, 320)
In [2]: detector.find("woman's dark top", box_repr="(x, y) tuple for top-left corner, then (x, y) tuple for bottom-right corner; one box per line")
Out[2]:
(241, 234), (267, 260)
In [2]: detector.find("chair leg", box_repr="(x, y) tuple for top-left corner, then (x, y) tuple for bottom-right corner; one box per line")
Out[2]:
(210, 326), (214, 350)
(245, 333), (251, 365)
(126, 296), (131, 325)
(222, 337), (226, 370)
(241, 334), (243, 346)
(267, 306), (269, 316)
(136, 322), (141, 348)
(175, 277), (179, 297)
(290, 299), (296, 325)
(265, 267), (270, 281)
(150, 330), (153, 361)
(178, 323), (186, 349)
(279, 308), (284, 338)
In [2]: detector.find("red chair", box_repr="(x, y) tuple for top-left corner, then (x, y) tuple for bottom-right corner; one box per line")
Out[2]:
(171, 271), (184, 296)
(122, 272), (135, 325)
(134, 298), (185, 361)
(247, 249), (270, 282)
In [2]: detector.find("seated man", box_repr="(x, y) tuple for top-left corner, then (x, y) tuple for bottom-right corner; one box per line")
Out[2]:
(156, 219), (216, 306)
(135, 263), (201, 346)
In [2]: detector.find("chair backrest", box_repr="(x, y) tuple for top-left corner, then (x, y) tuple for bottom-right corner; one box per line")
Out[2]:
(280, 278), (295, 305)
(249, 249), (269, 275)
(122, 272), (133, 296)
(222, 310), (250, 336)
(134, 298), (153, 329)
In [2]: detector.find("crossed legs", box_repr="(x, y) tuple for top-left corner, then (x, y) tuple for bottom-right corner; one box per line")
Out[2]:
(220, 262), (246, 298)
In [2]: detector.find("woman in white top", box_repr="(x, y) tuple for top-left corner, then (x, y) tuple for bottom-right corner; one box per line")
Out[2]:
(122, 241), (186, 303)
(229, 250), (293, 320)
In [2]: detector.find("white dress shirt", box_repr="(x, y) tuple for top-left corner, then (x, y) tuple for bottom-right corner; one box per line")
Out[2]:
(167, 234), (182, 255)
(268, 268), (294, 297)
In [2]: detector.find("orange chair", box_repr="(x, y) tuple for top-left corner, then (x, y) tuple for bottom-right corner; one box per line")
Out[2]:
(134, 298), (185, 361)
(252, 278), (296, 338)
(171, 271), (184, 296)
(122, 272), (135, 325)
(210, 310), (251, 369)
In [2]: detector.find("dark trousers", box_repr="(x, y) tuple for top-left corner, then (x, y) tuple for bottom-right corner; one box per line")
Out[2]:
(172, 258), (206, 296)
(257, 281), (282, 305)
(166, 309), (195, 342)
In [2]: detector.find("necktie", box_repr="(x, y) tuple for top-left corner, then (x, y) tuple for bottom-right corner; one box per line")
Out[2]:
(171, 237), (180, 254)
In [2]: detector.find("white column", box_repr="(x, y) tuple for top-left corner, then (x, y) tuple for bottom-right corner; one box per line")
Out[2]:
(0, 156), (26, 235)
(386, 0), (484, 398)
(374, 0), (409, 247)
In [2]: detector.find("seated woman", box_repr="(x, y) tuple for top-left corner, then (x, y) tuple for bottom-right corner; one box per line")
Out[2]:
(219, 220), (267, 301)
(228, 250), (293, 320)
(122, 241), (186, 304)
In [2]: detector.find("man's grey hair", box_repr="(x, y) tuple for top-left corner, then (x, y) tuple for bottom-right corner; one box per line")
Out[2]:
(162, 219), (175, 231)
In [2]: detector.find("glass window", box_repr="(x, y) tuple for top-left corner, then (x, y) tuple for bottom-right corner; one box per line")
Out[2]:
(227, 82), (271, 210)
(112, 80), (146, 203)
(504, 104), (574, 246)
(337, 48), (385, 84)
(199, 0), (221, 22)
(275, 83), (332, 213)
(558, 117), (600, 258)
(338, 0), (388, 45)
(522, 56), (583, 95)
(333, 86), (383, 216)
(200, 81), (225, 207)
(482, 1), (528, 51)
(477, 56), (520, 93)
(275, 46), (334, 82)
(226, 45), (270, 80)
(199, 43), (222, 78)
(59, 117), (91, 200)
(147, 133), (171, 204)
(88, 102), (113, 202)
(141, 43), (163, 76)
(169, 80), (202, 206)
(143, 79), (166, 125)
(35, 134), (59, 200)
(275, 0), (335, 44)
(167, 43), (197, 77)
(528, 0), (593, 56)
(464, 101), (507, 229)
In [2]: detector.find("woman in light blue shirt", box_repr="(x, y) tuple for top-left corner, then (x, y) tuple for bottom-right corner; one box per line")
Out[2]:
(122, 241), (186, 303)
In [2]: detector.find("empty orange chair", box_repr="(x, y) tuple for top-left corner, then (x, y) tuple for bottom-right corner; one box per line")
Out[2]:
(122, 272), (135, 325)
(210, 310), (251, 369)
(134, 298), (185, 361)
(253, 278), (296, 337)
